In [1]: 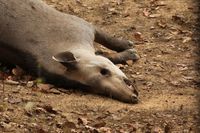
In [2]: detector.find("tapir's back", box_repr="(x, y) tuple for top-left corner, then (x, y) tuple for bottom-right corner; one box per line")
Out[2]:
(0, 0), (95, 54)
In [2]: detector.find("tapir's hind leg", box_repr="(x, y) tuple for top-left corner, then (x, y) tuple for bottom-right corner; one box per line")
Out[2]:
(94, 28), (134, 52)
(96, 49), (139, 64)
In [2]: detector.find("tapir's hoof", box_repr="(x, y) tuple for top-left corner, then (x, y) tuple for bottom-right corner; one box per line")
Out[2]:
(123, 49), (140, 61)
(116, 40), (135, 51)
(128, 40), (135, 47)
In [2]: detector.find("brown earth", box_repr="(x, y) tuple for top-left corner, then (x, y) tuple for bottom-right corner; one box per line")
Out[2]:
(0, 0), (200, 132)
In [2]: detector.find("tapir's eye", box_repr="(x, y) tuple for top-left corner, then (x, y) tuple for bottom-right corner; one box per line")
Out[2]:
(100, 68), (110, 76)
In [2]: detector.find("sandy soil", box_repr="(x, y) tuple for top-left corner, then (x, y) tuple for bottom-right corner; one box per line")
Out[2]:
(0, 0), (200, 132)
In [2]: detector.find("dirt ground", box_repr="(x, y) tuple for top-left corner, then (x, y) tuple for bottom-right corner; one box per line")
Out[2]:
(0, 0), (200, 132)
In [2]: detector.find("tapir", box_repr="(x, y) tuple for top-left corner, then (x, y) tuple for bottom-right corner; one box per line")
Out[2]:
(0, 0), (139, 103)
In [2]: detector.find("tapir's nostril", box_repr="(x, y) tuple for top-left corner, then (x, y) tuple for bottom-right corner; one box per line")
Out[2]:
(131, 94), (138, 103)
(134, 89), (139, 96)
(124, 78), (132, 86)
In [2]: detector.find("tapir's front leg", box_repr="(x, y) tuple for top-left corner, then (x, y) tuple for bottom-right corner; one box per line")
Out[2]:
(94, 28), (134, 52)
(96, 49), (139, 64)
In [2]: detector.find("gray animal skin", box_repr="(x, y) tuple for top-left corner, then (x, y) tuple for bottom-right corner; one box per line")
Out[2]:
(0, 0), (139, 103)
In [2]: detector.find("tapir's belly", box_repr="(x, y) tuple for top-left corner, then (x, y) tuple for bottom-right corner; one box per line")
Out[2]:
(0, 44), (21, 65)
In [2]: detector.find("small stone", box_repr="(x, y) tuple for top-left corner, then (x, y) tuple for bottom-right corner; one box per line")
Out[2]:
(27, 81), (34, 88)
(150, 26), (155, 30)
(136, 72), (140, 75)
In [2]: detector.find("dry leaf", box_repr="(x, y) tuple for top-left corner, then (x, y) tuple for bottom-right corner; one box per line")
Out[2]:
(157, 1), (167, 6)
(77, 117), (88, 125)
(116, 64), (125, 69)
(41, 104), (58, 114)
(134, 32), (143, 41)
(149, 14), (161, 18)
(172, 15), (185, 25)
(8, 97), (22, 104)
(98, 127), (112, 133)
(4, 80), (19, 85)
(63, 120), (77, 129)
(92, 121), (106, 128)
(37, 83), (54, 93)
(182, 37), (192, 43)
(143, 8), (150, 17)
(157, 20), (167, 28)
(126, 60), (133, 66)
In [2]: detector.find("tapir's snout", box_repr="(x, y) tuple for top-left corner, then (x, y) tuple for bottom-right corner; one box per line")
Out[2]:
(131, 94), (138, 103)
(99, 77), (139, 104)
(86, 76), (139, 103)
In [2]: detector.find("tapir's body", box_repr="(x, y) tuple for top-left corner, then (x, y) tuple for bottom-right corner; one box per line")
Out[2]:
(0, 0), (94, 75)
(0, 0), (139, 103)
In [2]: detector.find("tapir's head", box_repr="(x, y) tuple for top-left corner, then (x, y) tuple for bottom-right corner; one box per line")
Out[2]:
(53, 50), (138, 103)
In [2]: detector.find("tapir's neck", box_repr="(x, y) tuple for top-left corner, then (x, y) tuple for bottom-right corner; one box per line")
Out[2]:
(69, 48), (96, 59)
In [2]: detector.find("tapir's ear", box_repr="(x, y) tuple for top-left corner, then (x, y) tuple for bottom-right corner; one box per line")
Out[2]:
(52, 51), (78, 68)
